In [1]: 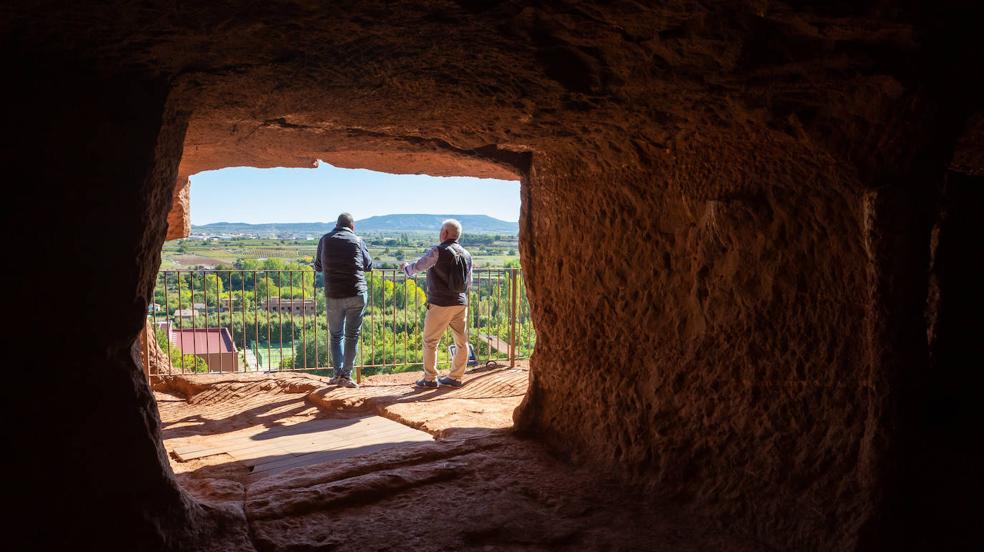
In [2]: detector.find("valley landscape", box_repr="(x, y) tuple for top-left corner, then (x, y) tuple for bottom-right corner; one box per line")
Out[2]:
(162, 214), (520, 269)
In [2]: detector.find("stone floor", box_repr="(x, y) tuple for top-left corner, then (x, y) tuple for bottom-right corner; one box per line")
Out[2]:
(155, 364), (766, 551)
(157, 364), (527, 481)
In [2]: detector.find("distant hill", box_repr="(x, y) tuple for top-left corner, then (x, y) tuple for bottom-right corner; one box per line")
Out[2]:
(356, 214), (518, 233)
(192, 214), (518, 236)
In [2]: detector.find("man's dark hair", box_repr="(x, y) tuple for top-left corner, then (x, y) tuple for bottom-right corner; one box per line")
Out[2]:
(337, 212), (354, 229)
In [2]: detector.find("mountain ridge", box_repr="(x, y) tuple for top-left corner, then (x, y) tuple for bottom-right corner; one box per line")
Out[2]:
(192, 214), (518, 235)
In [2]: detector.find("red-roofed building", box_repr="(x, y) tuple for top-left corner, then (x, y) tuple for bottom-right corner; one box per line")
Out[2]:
(161, 324), (239, 373)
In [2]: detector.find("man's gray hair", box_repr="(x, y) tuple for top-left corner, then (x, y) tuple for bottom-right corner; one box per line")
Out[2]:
(442, 218), (462, 240)
(337, 212), (354, 229)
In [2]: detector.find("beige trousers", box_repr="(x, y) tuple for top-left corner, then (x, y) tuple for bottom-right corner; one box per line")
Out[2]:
(421, 304), (468, 381)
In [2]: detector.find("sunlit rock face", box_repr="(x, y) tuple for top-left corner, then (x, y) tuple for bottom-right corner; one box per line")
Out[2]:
(5, 1), (982, 550)
(165, 177), (191, 241)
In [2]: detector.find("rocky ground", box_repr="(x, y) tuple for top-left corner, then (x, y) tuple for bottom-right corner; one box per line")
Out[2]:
(155, 365), (766, 551)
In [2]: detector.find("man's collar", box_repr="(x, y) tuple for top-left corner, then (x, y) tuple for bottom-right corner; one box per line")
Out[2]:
(335, 226), (354, 233)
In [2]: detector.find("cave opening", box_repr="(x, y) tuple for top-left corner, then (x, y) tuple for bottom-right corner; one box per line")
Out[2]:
(151, 161), (530, 376)
(146, 158), (537, 511)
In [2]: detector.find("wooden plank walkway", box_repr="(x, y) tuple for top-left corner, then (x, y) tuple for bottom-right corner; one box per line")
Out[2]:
(168, 414), (432, 479)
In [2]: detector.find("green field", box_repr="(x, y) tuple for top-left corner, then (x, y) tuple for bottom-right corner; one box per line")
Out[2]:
(162, 234), (520, 269)
(250, 340), (294, 370)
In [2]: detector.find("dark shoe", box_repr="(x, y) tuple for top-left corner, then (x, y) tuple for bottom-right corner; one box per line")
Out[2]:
(438, 376), (463, 388)
(337, 376), (359, 389)
(328, 375), (342, 385)
(415, 378), (438, 388)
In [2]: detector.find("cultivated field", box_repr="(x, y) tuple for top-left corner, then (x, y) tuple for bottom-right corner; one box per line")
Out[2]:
(162, 234), (520, 269)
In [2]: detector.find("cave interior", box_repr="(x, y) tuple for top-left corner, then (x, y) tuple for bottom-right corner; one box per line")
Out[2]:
(5, 1), (983, 550)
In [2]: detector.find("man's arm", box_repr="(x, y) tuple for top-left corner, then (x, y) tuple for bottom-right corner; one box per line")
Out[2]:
(313, 237), (323, 272)
(360, 239), (373, 272)
(401, 246), (440, 277)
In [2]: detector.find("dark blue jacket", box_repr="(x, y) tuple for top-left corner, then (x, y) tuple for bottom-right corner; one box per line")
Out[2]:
(314, 227), (373, 298)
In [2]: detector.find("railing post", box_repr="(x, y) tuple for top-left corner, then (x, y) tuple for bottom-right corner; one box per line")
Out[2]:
(510, 268), (518, 368)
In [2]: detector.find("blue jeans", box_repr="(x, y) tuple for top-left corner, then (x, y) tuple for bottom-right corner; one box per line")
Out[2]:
(325, 292), (367, 378)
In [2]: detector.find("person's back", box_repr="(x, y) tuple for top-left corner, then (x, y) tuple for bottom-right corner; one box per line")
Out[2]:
(314, 213), (372, 388)
(317, 226), (371, 298)
(401, 219), (473, 388)
(426, 240), (472, 307)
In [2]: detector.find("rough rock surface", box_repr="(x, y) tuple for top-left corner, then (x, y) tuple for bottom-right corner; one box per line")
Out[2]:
(165, 177), (191, 240)
(140, 318), (173, 378)
(952, 112), (984, 176)
(156, 365), (528, 439)
(157, 372), (764, 551)
(5, 1), (983, 550)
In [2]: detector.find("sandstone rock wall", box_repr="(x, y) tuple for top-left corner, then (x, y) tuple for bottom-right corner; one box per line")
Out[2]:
(517, 130), (874, 547)
(5, 1), (983, 550)
(3, 61), (246, 550)
(141, 318), (176, 380)
(165, 177), (190, 240)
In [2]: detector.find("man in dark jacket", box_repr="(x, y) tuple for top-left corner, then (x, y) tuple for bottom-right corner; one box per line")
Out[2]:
(401, 219), (473, 388)
(314, 213), (372, 388)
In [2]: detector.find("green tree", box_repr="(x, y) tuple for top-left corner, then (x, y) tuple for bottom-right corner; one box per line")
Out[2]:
(237, 258), (261, 271)
(203, 273), (224, 306)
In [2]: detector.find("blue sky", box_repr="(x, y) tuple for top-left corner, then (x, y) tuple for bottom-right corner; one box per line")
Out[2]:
(189, 162), (521, 225)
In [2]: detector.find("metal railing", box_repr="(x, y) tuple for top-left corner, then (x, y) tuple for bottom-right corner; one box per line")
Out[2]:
(145, 268), (535, 382)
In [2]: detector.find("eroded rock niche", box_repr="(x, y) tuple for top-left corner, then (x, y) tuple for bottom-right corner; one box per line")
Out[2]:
(6, 1), (983, 550)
